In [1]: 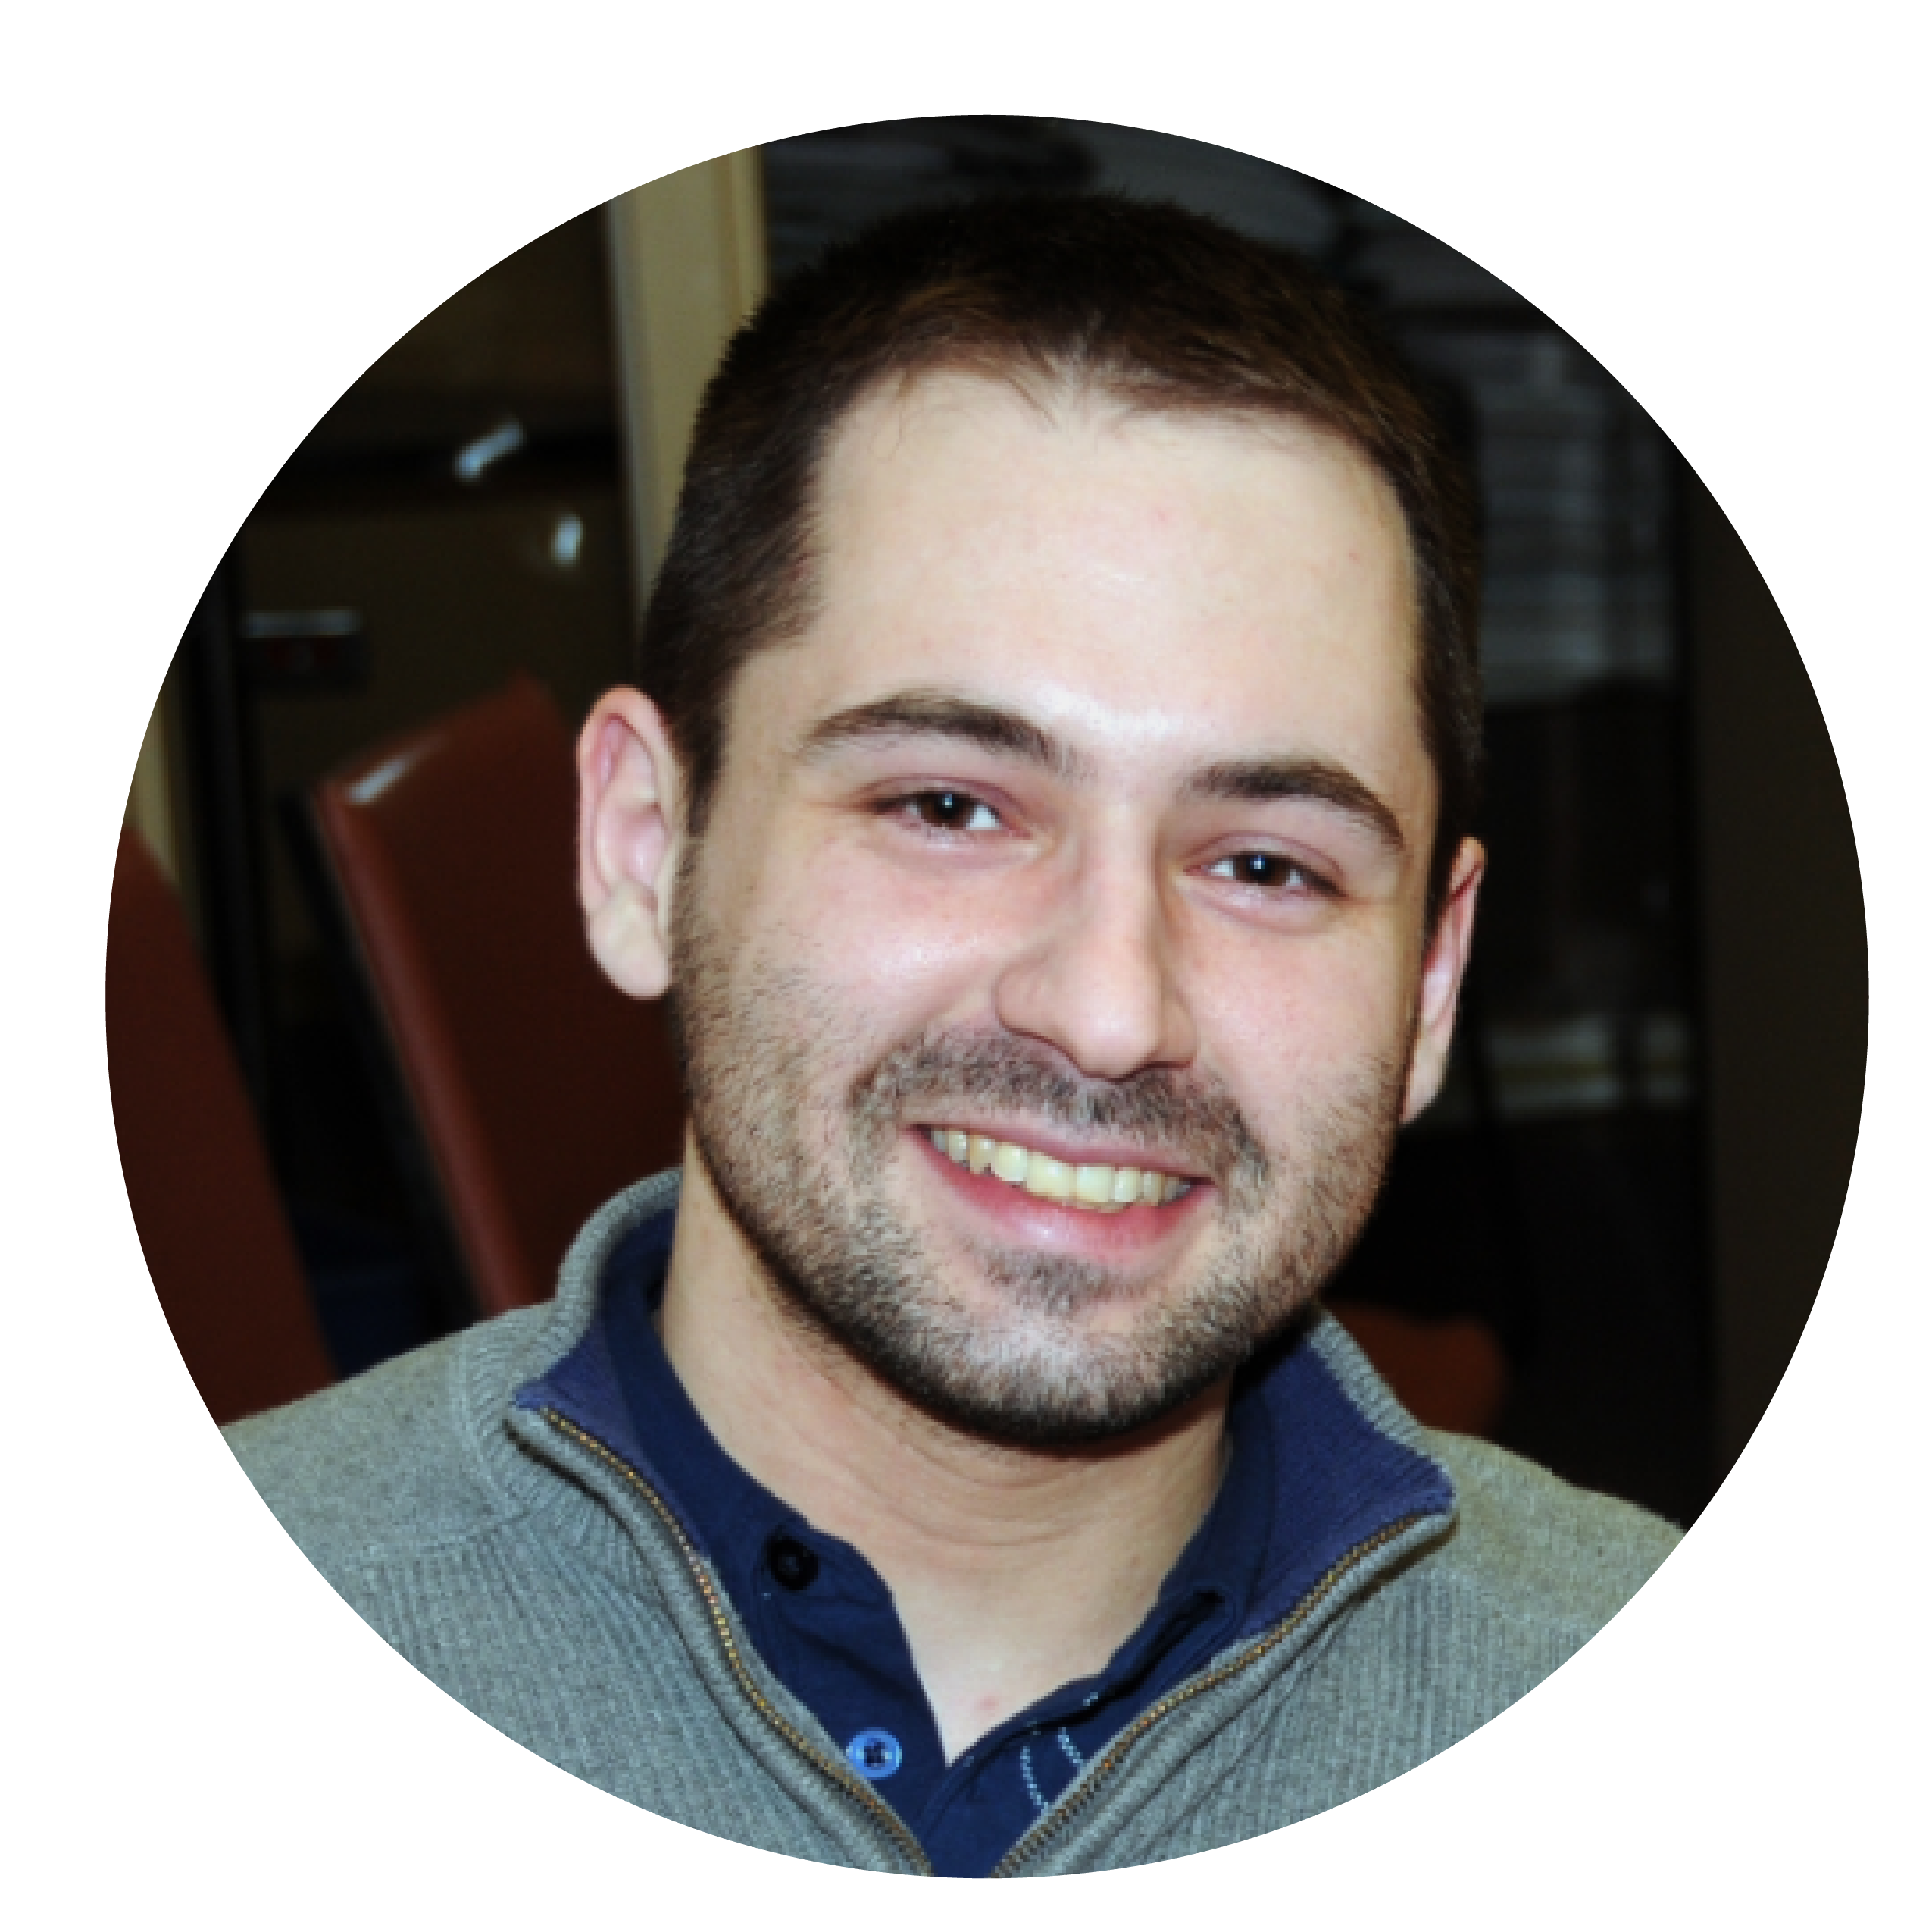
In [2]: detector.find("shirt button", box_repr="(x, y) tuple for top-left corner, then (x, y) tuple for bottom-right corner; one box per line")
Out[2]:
(846, 1729), (903, 1780)
(766, 1533), (819, 1590)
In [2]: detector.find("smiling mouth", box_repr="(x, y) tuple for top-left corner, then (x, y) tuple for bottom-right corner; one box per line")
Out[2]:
(922, 1127), (1196, 1214)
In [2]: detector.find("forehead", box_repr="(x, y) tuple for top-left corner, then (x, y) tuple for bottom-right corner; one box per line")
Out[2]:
(746, 370), (1427, 807)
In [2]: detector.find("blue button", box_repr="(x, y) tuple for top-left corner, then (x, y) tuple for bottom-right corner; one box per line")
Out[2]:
(845, 1729), (903, 1780)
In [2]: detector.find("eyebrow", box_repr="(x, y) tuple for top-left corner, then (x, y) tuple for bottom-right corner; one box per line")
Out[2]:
(799, 689), (1093, 782)
(1181, 757), (1408, 854)
(800, 687), (1406, 855)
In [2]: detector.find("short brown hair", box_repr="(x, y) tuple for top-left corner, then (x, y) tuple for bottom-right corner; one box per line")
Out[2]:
(637, 192), (1482, 914)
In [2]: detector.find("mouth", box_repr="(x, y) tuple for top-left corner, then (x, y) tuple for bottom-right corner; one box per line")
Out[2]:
(920, 1126), (1198, 1215)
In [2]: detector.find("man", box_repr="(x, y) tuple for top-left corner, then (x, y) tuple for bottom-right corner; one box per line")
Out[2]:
(231, 194), (1677, 1877)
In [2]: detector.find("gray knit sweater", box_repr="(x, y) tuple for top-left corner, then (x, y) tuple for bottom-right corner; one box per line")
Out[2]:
(228, 1171), (1680, 1875)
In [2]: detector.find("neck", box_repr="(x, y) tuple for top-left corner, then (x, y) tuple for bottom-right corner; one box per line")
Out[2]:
(658, 1152), (1231, 1762)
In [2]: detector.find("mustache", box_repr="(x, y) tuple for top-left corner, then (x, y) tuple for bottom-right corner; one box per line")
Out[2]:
(849, 1027), (1273, 1190)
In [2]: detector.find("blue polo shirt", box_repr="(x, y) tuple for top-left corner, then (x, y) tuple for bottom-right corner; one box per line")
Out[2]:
(514, 1202), (1457, 1876)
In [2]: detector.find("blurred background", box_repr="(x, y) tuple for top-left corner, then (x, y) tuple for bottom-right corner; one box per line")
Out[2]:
(114, 117), (1865, 1528)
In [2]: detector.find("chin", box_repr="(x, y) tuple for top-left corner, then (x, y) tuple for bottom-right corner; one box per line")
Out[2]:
(858, 1328), (1244, 1449)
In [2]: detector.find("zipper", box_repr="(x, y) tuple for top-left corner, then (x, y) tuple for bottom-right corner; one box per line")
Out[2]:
(989, 1510), (1430, 1878)
(539, 1408), (934, 1875)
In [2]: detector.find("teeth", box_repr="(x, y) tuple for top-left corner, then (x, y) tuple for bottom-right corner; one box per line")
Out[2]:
(1074, 1165), (1115, 1206)
(991, 1141), (1030, 1185)
(927, 1129), (1190, 1213)
(1024, 1152), (1073, 1201)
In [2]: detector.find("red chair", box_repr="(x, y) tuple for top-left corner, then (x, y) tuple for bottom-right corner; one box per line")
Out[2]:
(305, 676), (685, 1319)
(107, 825), (336, 1424)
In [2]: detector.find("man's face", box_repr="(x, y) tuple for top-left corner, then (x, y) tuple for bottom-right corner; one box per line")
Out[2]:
(664, 372), (1474, 1446)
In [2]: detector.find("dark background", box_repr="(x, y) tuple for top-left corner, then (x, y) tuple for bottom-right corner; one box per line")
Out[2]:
(143, 119), (1865, 1529)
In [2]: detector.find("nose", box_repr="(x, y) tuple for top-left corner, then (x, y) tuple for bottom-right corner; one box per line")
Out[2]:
(991, 843), (1197, 1081)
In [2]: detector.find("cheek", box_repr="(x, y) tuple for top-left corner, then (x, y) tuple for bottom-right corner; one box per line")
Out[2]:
(741, 836), (1012, 1018)
(1190, 924), (1418, 1105)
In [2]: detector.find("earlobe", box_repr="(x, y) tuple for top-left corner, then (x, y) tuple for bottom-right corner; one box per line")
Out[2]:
(586, 882), (674, 1000)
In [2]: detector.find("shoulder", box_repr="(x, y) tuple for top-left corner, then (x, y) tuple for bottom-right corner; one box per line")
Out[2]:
(226, 1174), (678, 1585)
(1421, 1430), (1682, 1636)
(1299, 1311), (1679, 1636)
(224, 1302), (555, 1573)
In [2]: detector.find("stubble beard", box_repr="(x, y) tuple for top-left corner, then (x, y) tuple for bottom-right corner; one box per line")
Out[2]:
(667, 859), (1411, 1449)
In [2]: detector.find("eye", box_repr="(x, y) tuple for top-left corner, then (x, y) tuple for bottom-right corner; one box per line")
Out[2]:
(900, 789), (1001, 833)
(1208, 851), (1325, 893)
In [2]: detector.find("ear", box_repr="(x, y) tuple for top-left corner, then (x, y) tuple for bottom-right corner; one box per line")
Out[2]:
(577, 687), (684, 1001)
(1401, 838), (1485, 1125)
